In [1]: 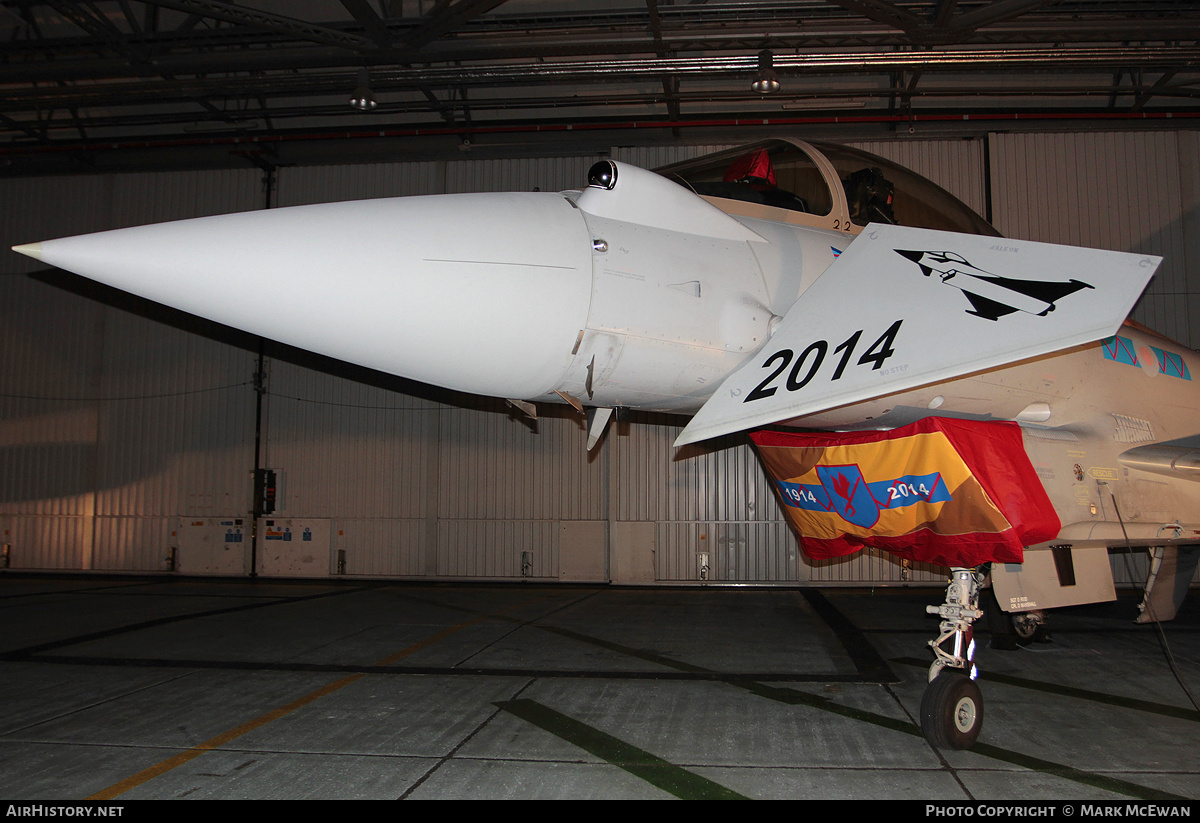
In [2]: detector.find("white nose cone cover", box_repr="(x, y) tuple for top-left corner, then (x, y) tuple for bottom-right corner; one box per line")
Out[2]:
(21, 193), (594, 399)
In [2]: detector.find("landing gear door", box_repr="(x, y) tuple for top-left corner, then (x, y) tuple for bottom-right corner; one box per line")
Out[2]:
(992, 546), (1116, 612)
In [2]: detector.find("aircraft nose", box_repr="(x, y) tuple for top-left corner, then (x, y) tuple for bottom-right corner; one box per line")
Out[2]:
(14, 192), (595, 399)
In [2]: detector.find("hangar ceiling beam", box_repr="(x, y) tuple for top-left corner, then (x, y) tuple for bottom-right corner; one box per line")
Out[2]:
(4, 1), (1200, 172)
(950, 0), (1066, 31)
(137, 0), (375, 51)
(931, 0), (958, 28)
(398, 0), (511, 54)
(340, 0), (393, 50)
(1132, 68), (1182, 113)
(646, 0), (681, 129)
(828, 1), (922, 33)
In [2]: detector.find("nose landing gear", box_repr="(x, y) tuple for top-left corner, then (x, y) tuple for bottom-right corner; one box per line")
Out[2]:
(921, 567), (985, 749)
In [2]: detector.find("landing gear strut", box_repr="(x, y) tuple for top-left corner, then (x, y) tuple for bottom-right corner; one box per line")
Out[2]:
(921, 567), (985, 749)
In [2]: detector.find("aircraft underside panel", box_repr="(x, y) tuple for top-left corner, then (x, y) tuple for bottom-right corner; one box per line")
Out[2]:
(561, 332), (745, 411)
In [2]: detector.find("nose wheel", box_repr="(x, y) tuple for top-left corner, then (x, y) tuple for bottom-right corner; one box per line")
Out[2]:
(922, 567), (985, 749)
(920, 668), (984, 749)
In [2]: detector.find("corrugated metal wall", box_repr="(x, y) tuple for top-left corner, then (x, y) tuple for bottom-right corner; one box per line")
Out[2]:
(260, 362), (438, 577)
(990, 131), (1197, 347)
(0, 170), (262, 571)
(1, 133), (1196, 587)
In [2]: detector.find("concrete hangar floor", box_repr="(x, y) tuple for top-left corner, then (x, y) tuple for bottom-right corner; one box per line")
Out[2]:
(0, 576), (1195, 801)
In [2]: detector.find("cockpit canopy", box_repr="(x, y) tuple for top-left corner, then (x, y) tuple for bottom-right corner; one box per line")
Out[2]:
(655, 139), (1000, 237)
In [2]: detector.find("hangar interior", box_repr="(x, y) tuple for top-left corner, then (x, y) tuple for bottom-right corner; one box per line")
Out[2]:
(2, 1), (1200, 803)
(3, 2), (1200, 588)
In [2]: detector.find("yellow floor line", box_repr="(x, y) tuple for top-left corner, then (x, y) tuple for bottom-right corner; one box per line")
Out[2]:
(88, 593), (557, 800)
(88, 675), (364, 800)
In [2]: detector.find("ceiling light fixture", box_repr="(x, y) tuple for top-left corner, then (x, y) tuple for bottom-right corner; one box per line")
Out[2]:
(752, 49), (781, 94)
(350, 68), (377, 111)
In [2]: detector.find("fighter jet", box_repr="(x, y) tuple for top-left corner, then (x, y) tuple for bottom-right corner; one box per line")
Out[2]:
(12, 139), (1195, 750)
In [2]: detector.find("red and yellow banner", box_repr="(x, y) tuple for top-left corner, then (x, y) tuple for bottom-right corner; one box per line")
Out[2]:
(750, 418), (1060, 568)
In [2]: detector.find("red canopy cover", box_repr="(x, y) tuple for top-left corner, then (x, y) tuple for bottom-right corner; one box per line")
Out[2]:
(750, 418), (1060, 568)
(722, 148), (777, 188)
